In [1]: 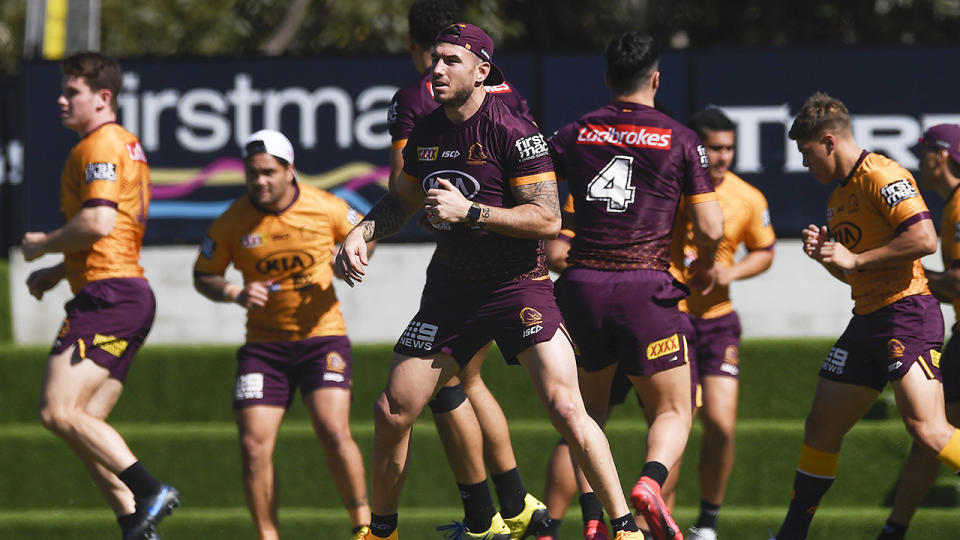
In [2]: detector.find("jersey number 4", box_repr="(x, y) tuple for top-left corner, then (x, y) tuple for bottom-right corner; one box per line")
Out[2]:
(586, 156), (635, 213)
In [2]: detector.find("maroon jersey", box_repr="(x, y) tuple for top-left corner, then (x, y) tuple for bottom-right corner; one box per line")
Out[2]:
(548, 101), (716, 271)
(388, 70), (532, 151)
(400, 94), (555, 286)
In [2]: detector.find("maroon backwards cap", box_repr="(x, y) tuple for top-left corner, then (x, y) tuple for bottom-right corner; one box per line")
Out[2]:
(435, 23), (505, 85)
(920, 124), (960, 166)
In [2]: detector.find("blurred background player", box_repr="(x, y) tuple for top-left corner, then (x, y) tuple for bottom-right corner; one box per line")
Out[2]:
(873, 124), (960, 540)
(22, 52), (178, 540)
(193, 130), (371, 540)
(387, 1), (548, 537)
(773, 94), (960, 540)
(671, 107), (775, 540)
(547, 32), (723, 540)
(338, 22), (645, 540)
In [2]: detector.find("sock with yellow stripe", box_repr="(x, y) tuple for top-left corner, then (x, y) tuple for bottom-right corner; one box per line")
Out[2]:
(775, 444), (839, 540)
(936, 429), (960, 474)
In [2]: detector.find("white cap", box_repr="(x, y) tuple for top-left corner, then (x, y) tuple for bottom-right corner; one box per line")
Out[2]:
(242, 129), (295, 165)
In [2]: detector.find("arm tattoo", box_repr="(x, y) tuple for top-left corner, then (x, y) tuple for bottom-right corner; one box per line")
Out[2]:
(360, 192), (410, 241)
(512, 180), (561, 217)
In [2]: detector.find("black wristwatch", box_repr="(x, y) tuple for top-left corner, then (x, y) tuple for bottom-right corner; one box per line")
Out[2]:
(466, 202), (482, 225)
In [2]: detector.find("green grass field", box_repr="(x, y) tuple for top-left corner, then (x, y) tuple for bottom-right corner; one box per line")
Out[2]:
(1, 339), (958, 539)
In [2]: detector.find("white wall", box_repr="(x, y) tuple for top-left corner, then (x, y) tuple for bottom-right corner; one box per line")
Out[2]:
(9, 240), (955, 345)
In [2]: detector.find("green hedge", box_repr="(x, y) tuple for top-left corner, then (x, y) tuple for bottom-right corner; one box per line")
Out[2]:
(3, 339), (958, 539)
(0, 258), (10, 343)
(0, 339), (835, 424)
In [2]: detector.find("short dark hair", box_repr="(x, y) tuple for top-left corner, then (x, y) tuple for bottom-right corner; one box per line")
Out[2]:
(61, 52), (123, 111)
(689, 107), (735, 140)
(408, 0), (461, 50)
(605, 32), (658, 96)
(788, 92), (851, 142)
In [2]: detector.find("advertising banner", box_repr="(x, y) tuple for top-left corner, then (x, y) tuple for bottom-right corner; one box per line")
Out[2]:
(20, 48), (960, 246)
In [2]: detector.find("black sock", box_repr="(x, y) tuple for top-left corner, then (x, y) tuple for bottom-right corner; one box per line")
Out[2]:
(369, 513), (398, 538)
(117, 513), (137, 532)
(696, 500), (721, 529)
(640, 461), (669, 488)
(876, 518), (908, 540)
(459, 480), (498, 533)
(352, 524), (368, 535)
(117, 461), (162, 499)
(610, 513), (639, 533)
(776, 471), (834, 540)
(579, 492), (604, 522)
(491, 467), (527, 519)
(542, 518), (562, 538)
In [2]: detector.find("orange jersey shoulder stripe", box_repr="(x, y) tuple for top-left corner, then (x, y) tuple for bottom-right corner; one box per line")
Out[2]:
(509, 171), (556, 187)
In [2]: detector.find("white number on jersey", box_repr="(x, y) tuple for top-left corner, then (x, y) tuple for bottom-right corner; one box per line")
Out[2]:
(586, 156), (635, 213)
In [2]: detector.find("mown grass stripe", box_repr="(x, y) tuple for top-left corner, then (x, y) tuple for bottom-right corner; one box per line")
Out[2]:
(0, 417), (915, 439)
(4, 505), (960, 525)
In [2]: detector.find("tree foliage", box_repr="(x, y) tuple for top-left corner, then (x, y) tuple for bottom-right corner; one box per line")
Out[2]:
(1, 0), (959, 76)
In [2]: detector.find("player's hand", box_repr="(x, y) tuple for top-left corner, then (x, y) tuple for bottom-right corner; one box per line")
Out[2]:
(335, 228), (370, 287)
(425, 178), (470, 225)
(21, 232), (48, 261)
(26, 266), (63, 300)
(235, 280), (271, 309)
(802, 224), (828, 260)
(714, 263), (735, 288)
(818, 240), (857, 270)
(687, 258), (719, 295)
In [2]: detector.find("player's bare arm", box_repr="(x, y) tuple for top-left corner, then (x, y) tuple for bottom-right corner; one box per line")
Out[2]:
(924, 266), (960, 303)
(429, 178), (560, 239)
(717, 246), (775, 286)
(193, 270), (270, 308)
(819, 218), (937, 271)
(21, 205), (116, 261)
(387, 146), (405, 191)
(336, 178), (423, 287)
(925, 249), (960, 301)
(686, 199), (724, 293)
(26, 262), (66, 300)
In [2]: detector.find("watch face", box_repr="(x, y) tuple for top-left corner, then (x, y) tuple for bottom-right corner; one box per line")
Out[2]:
(468, 203), (482, 223)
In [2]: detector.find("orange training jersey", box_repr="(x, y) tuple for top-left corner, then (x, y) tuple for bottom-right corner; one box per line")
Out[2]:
(826, 151), (931, 314)
(60, 122), (150, 293)
(671, 171), (775, 318)
(939, 186), (960, 322)
(194, 183), (361, 342)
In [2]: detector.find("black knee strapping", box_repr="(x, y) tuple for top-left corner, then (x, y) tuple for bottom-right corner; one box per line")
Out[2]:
(428, 383), (468, 414)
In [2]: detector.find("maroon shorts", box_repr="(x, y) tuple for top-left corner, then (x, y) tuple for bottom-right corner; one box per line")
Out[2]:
(689, 311), (742, 378)
(234, 335), (353, 409)
(556, 268), (691, 377)
(51, 277), (156, 382)
(820, 294), (943, 391)
(942, 327), (960, 404)
(393, 277), (566, 367)
(608, 312), (700, 407)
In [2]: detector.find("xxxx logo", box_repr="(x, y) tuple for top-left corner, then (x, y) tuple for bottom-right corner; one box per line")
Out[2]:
(646, 333), (680, 360)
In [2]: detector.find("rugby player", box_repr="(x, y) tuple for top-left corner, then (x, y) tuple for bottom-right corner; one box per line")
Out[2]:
(22, 52), (178, 540)
(873, 124), (960, 540)
(772, 94), (960, 540)
(388, 2), (548, 536)
(540, 192), (698, 540)
(547, 32), (723, 540)
(193, 130), (371, 540)
(674, 107), (775, 540)
(337, 23), (645, 540)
